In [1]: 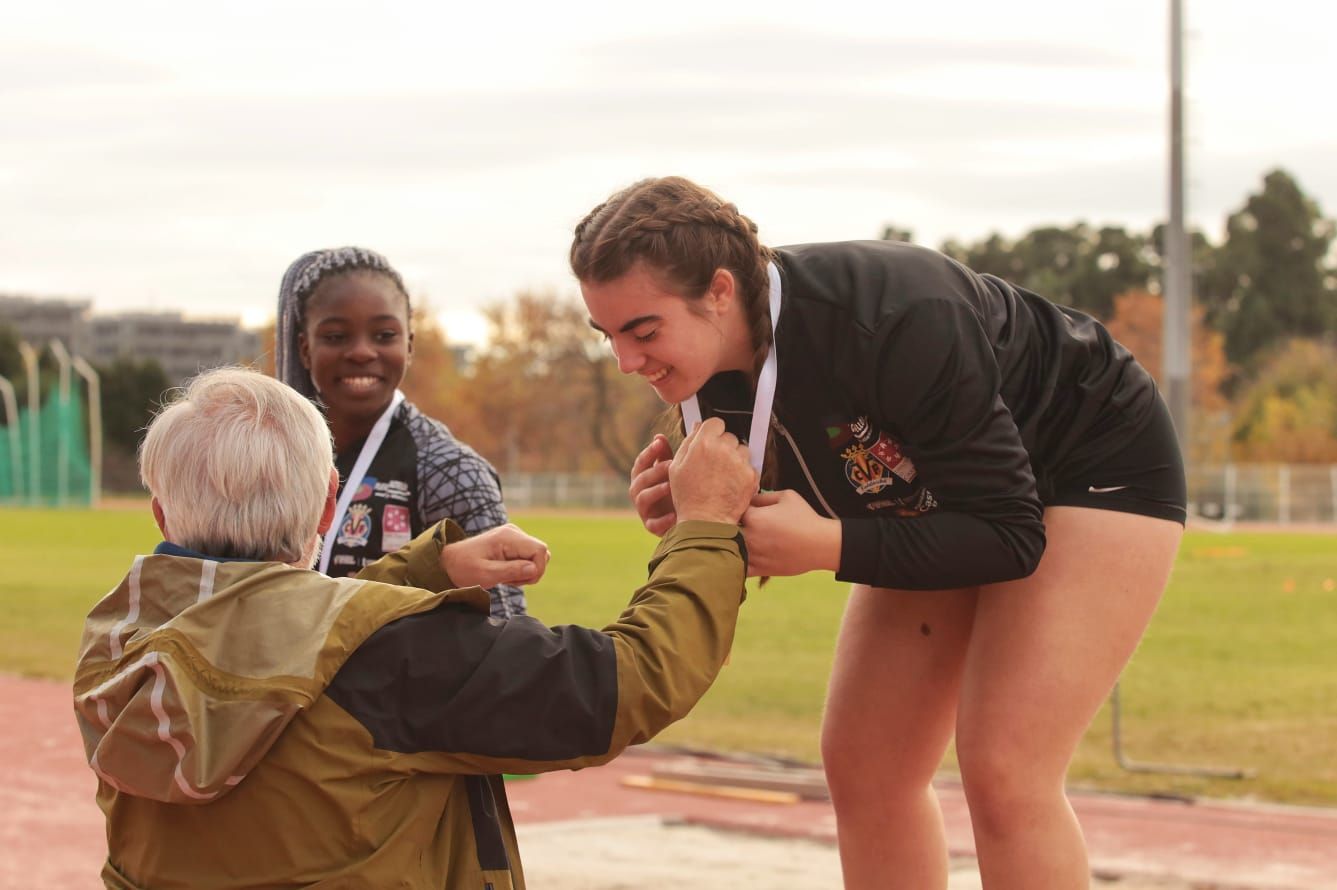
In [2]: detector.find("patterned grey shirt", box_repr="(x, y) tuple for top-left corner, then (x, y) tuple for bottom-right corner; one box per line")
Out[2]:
(329, 399), (525, 617)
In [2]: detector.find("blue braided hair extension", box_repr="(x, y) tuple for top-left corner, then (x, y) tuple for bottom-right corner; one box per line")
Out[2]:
(274, 247), (411, 400)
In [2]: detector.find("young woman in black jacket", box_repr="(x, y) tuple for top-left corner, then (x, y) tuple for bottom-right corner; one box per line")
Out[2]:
(571, 176), (1186, 889)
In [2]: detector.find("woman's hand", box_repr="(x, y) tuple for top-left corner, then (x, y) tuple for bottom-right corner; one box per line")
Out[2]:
(741, 490), (842, 578)
(629, 434), (677, 537)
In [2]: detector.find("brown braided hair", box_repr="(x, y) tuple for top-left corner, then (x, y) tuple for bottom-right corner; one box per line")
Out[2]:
(570, 176), (780, 488)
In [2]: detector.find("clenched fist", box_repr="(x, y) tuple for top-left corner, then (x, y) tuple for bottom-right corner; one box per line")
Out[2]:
(440, 523), (551, 589)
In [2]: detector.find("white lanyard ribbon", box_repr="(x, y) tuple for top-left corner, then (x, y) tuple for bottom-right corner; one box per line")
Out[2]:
(317, 389), (405, 574)
(681, 261), (782, 474)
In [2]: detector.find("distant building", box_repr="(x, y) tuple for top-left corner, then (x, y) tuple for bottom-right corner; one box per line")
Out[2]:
(88, 312), (261, 386)
(0, 294), (260, 386)
(0, 294), (93, 357)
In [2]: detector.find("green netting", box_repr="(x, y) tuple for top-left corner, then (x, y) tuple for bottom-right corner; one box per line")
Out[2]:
(0, 380), (93, 505)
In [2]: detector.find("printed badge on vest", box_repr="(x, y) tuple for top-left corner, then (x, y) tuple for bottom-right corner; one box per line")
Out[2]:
(337, 503), (373, 548)
(381, 504), (411, 552)
(826, 416), (938, 514)
(350, 476), (376, 502)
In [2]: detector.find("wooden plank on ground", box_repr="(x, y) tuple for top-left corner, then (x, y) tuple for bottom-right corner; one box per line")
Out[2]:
(621, 774), (801, 805)
(650, 761), (830, 801)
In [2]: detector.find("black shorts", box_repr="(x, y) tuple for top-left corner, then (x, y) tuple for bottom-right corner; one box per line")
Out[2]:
(1040, 396), (1188, 526)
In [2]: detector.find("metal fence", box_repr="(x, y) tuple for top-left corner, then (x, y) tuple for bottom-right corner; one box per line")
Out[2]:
(503, 465), (1337, 524)
(1189, 463), (1337, 524)
(500, 473), (632, 511)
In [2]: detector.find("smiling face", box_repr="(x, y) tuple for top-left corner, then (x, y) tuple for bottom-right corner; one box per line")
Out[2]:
(581, 263), (749, 405)
(298, 270), (413, 427)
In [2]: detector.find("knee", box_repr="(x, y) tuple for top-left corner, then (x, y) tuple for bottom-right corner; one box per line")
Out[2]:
(956, 734), (1066, 837)
(820, 711), (940, 807)
(819, 711), (865, 799)
(957, 742), (1019, 816)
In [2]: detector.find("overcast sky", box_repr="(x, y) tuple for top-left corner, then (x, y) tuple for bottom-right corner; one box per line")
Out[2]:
(3, 1), (1332, 344)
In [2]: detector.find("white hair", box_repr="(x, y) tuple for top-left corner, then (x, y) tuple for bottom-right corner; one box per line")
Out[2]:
(140, 367), (334, 564)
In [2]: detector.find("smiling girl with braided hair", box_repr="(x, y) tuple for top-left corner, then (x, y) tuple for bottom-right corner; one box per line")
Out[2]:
(275, 246), (525, 618)
(571, 176), (1185, 889)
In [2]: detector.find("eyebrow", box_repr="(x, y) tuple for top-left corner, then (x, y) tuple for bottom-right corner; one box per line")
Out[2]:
(588, 314), (660, 335)
(313, 314), (405, 326)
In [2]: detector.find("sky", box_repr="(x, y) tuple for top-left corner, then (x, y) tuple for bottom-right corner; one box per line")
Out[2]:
(3, 1), (1332, 346)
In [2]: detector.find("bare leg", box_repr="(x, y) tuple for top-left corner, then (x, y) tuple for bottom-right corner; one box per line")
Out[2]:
(955, 507), (1183, 889)
(821, 583), (978, 889)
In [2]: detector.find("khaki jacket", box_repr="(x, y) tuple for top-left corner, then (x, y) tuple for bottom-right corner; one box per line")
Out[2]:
(74, 520), (746, 889)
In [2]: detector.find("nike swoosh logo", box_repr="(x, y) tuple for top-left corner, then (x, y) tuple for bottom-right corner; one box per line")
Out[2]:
(1088, 485), (1129, 494)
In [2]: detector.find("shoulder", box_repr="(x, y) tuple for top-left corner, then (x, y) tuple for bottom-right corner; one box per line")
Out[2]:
(397, 400), (492, 471)
(772, 242), (988, 375)
(775, 240), (975, 292)
(774, 241), (985, 333)
(396, 398), (450, 444)
(396, 400), (505, 521)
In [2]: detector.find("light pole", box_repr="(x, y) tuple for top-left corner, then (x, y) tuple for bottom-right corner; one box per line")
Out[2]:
(49, 339), (72, 507)
(72, 356), (103, 507)
(0, 375), (21, 501)
(17, 341), (40, 505)
(1164, 0), (1192, 459)
(1109, 1), (1247, 780)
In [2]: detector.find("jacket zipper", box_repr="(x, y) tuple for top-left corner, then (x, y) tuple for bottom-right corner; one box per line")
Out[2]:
(771, 417), (839, 519)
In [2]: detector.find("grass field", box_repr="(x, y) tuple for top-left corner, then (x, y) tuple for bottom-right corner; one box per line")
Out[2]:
(4, 504), (1334, 805)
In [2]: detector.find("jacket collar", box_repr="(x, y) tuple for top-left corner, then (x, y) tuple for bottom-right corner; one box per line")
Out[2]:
(153, 541), (262, 563)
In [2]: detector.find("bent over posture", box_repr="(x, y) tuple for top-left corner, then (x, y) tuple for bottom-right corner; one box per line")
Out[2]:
(73, 367), (757, 890)
(572, 176), (1187, 889)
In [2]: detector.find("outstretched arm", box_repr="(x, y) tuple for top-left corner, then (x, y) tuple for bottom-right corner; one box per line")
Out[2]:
(329, 418), (759, 775)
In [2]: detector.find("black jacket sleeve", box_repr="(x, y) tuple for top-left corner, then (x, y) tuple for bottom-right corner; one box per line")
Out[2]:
(325, 520), (747, 775)
(327, 606), (621, 761)
(836, 297), (1046, 589)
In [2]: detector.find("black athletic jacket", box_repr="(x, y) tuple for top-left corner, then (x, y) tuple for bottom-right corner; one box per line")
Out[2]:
(696, 240), (1162, 591)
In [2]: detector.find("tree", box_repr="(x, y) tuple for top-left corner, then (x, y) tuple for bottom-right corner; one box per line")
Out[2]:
(92, 355), (173, 491)
(1104, 289), (1232, 462)
(96, 356), (173, 454)
(1072, 226), (1161, 319)
(1199, 169), (1337, 367)
(397, 297), (465, 430)
(938, 223), (1156, 318)
(940, 232), (1022, 280)
(453, 293), (587, 473)
(444, 292), (663, 476)
(0, 324), (22, 382)
(253, 319), (276, 376)
(1230, 339), (1337, 462)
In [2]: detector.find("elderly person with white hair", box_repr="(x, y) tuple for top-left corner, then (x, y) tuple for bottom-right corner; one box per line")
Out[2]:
(74, 367), (757, 890)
